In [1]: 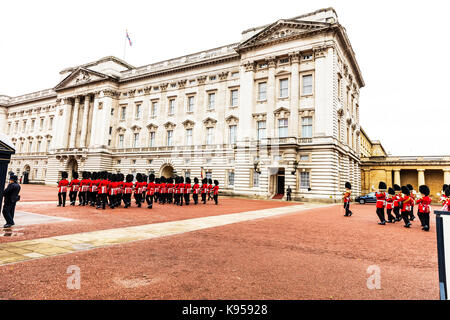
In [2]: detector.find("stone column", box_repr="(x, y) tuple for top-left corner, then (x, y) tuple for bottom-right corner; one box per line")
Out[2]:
(443, 169), (450, 185)
(266, 57), (276, 138)
(79, 94), (90, 148)
(69, 96), (80, 148)
(289, 52), (300, 137)
(57, 98), (73, 150)
(237, 61), (254, 141)
(417, 169), (425, 187)
(394, 169), (401, 186)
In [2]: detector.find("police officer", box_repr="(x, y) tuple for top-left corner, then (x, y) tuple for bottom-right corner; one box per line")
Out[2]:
(2, 175), (21, 228)
(286, 186), (292, 201)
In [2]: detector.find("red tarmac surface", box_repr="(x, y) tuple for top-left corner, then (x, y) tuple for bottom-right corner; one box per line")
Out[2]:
(0, 185), (441, 300)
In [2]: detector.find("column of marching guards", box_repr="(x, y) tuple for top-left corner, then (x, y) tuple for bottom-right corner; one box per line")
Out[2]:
(342, 180), (450, 232)
(56, 171), (220, 210)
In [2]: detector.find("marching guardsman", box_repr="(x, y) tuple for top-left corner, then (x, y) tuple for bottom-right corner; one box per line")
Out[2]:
(201, 178), (208, 204)
(68, 171), (80, 206)
(57, 171), (69, 207)
(407, 184), (416, 221)
(179, 176), (185, 206)
(108, 174), (119, 209)
(123, 174), (134, 208)
(146, 174), (156, 209)
(167, 177), (174, 204)
(386, 188), (396, 223)
(440, 184), (448, 210)
(416, 185), (432, 231)
(212, 180), (219, 205)
(374, 182), (387, 225)
(159, 176), (166, 204)
(184, 177), (191, 205)
(393, 184), (402, 222)
(117, 173), (124, 207)
(173, 176), (179, 205)
(134, 173), (143, 207)
(400, 186), (413, 228)
(207, 178), (213, 201)
(444, 187), (450, 211)
(192, 177), (200, 205)
(97, 171), (109, 210)
(154, 177), (160, 204)
(342, 182), (352, 217)
(141, 174), (148, 204)
(79, 172), (90, 206)
(90, 172), (100, 207)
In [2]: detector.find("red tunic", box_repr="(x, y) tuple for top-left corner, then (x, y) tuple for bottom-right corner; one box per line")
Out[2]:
(69, 179), (80, 192)
(98, 180), (109, 194)
(400, 195), (413, 212)
(123, 182), (134, 194)
(416, 196), (432, 213)
(167, 183), (174, 194)
(193, 184), (200, 194)
(213, 185), (219, 195)
(201, 184), (208, 194)
(184, 183), (191, 194)
(58, 179), (69, 193)
(179, 183), (185, 194)
(147, 182), (155, 195)
(375, 192), (386, 208)
(80, 179), (90, 192)
(386, 197), (393, 210)
(343, 192), (351, 203)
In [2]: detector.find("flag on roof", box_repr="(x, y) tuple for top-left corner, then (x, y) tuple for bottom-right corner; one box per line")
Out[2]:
(126, 29), (132, 46)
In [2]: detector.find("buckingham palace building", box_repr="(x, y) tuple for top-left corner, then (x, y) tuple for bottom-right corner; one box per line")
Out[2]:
(0, 8), (364, 202)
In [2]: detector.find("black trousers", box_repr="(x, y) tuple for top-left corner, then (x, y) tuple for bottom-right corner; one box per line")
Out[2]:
(179, 193), (184, 206)
(123, 193), (132, 207)
(376, 207), (385, 223)
(393, 207), (401, 220)
(193, 193), (199, 205)
(58, 192), (67, 206)
(134, 193), (142, 206)
(409, 207), (415, 220)
(418, 211), (430, 228)
(79, 191), (88, 205)
(286, 193), (292, 201)
(344, 202), (352, 216)
(213, 194), (218, 205)
(386, 208), (395, 221)
(2, 201), (17, 226)
(184, 193), (190, 205)
(401, 212), (410, 226)
(69, 191), (78, 204)
(201, 193), (207, 204)
(98, 193), (107, 209)
(146, 194), (154, 208)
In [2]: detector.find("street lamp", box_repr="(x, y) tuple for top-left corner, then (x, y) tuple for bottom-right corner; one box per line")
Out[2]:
(253, 161), (261, 174)
(291, 160), (299, 175)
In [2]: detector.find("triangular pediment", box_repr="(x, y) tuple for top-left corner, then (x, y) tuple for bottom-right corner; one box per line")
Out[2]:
(238, 19), (330, 51)
(54, 68), (112, 90)
(0, 133), (15, 154)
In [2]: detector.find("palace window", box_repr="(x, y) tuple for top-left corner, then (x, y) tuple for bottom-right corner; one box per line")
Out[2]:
(258, 82), (267, 101)
(231, 72), (239, 78)
(149, 132), (155, 147)
(278, 118), (288, 138)
(40, 118), (44, 130)
(118, 134), (124, 148)
(279, 79), (289, 98)
(302, 75), (313, 95)
(206, 127), (214, 145)
(37, 141), (41, 152)
(253, 172), (260, 187)
(111, 108), (114, 116)
(230, 89), (238, 107)
(187, 96), (194, 113)
(228, 171), (235, 186)
(121, 107), (126, 120)
(302, 54), (313, 61)
(133, 133), (140, 147)
(300, 171), (310, 189)
(302, 117), (313, 138)
(135, 104), (141, 119)
(22, 120), (26, 133)
(337, 75), (342, 100)
(151, 101), (158, 116)
(49, 117), (53, 130)
(28, 141), (32, 152)
(300, 154), (310, 162)
(229, 125), (237, 144)
(186, 128), (193, 145)
(167, 130), (173, 146)
(169, 99), (175, 115)
(46, 140), (51, 152)
(185, 170), (190, 179)
(208, 93), (215, 110)
(109, 127), (112, 135)
(31, 119), (35, 132)
(7, 123), (11, 134)
(257, 121), (266, 140)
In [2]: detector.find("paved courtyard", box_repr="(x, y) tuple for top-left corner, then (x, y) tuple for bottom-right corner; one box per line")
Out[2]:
(0, 185), (440, 300)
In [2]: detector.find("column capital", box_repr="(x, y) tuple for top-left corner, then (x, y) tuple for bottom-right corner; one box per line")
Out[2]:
(288, 52), (300, 64)
(242, 61), (255, 72)
(265, 56), (276, 68)
(417, 168), (425, 172)
(74, 96), (81, 103)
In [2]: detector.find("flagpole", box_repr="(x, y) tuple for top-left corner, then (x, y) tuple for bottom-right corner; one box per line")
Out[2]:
(123, 31), (126, 60)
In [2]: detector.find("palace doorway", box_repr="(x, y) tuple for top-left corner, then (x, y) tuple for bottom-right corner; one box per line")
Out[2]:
(67, 158), (78, 180)
(160, 164), (174, 179)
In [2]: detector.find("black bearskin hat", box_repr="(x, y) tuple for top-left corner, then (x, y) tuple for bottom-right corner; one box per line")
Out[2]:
(149, 173), (155, 183)
(91, 172), (97, 180)
(86, 172), (92, 179)
(419, 185), (430, 196)
(61, 171), (68, 179)
(345, 182), (351, 190)
(72, 171), (79, 179)
(208, 178), (212, 185)
(378, 181), (387, 190)
(169, 177), (174, 184)
(394, 184), (401, 191)
(202, 178), (207, 184)
(82, 171), (87, 179)
(120, 173), (125, 182)
(401, 186), (410, 196)
(155, 177), (160, 184)
(179, 176), (184, 183)
(142, 174), (147, 183)
(443, 184), (448, 192)
(388, 187), (395, 196)
(107, 172), (113, 181)
(194, 177), (199, 184)
(407, 184), (413, 191)
(185, 177), (191, 184)
(160, 176), (166, 183)
(446, 188), (450, 197)
(126, 174), (134, 183)
(214, 180), (219, 186)
(136, 173), (142, 183)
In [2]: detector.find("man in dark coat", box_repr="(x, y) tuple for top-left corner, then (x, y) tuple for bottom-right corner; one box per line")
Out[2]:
(2, 175), (21, 228)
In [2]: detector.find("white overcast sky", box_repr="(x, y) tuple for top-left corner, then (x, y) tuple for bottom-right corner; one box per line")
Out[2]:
(0, 0), (448, 156)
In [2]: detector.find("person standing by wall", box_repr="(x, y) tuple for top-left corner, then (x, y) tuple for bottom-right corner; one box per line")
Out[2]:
(286, 186), (292, 201)
(2, 175), (21, 228)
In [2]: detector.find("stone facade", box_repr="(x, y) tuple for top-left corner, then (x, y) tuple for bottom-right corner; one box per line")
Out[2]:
(0, 8), (365, 202)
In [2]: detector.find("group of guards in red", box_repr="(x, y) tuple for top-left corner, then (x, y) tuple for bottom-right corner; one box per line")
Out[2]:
(342, 181), (446, 232)
(56, 171), (220, 210)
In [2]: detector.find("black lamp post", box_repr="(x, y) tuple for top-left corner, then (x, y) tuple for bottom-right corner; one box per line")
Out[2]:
(291, 160), (299, 175)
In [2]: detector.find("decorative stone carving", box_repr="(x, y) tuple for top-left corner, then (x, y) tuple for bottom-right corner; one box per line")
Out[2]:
(178, 79), (187, 88)
(337, 107), (344, 117)
(252, 113), (267, 121)
(218, 72), (229, 80)
(163, 121), (176, 129)
(274, 107), (291, 118)
(182, 119), (195, 129)
(131, 124), (141, 132)
(128, 89), (136, 98)
(196, 76), (207, 85)
(116, 126), (126, 133)
(143, 86), (152, 95)
(74, 70), (91, 84)
(146, 123), (158, 131)
(225, 115), (239, 125)
(202, 117), (217, 127)
(313, 45), (331, 59)
(289, 52), (300, 64)
(160, 83), (168, 91)
(242, 61), (255, 72)
(265, 56), (276, 68)
(102, 90), (119, 98)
